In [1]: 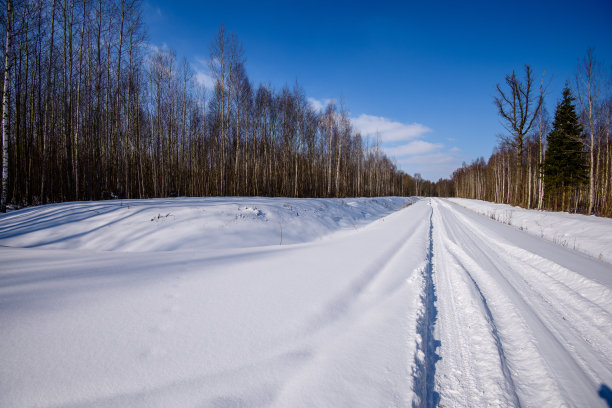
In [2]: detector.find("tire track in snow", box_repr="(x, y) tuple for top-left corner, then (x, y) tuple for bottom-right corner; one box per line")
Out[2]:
(304, 206), (430, 333)
(460, 270), (521, 407)
(438, 199), (611, 407)
(490, 241), (612, 367)
(445, 200), (612, 380)
(270, 201), (432, 407)
(412, 205), (440, 408)
(431, 199), (520, 407)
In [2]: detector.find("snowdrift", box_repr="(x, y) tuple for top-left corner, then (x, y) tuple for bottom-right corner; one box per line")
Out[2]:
(0, 196), (416, 251)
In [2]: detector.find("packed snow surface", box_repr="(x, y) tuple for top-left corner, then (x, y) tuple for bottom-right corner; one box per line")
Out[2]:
(1, 197), (611, 407)
(448, 197), (612, 264)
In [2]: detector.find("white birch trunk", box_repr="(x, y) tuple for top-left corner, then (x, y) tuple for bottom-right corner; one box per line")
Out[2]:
(1, 0), (12, 212)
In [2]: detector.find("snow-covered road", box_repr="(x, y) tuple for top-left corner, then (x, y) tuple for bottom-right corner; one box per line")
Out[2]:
(431, 199), (612, 407)
(1, 198), (611, 407)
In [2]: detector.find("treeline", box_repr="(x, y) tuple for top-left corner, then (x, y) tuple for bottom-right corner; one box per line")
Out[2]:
(449, 53), (612, 217)
(0, 1), (414, 212)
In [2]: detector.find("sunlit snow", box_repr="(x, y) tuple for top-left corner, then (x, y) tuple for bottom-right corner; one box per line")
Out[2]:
(1, 197), (611, 407)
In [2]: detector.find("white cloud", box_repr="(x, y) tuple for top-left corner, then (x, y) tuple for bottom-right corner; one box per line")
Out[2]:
(351, 114), (431, 143)
(396, 152), (462, 181)
(143, 42), (170, 55)
(398, 152), (456, 165)
(397, 149), (461, 181)
(348, 112), (462, 179)
(381, 138), (459, 180)
(307, 97), (334, 113)
(194, 56), (208, 66)
(195, 70), (215, 88)
(383, 140), (443, 157)
(193, 56), (215, 89)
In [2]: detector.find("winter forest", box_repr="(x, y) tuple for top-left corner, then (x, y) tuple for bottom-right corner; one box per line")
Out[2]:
(0, 0), (409, 213)
(1, 0), (611, 216)
(454, 59), (612, 217)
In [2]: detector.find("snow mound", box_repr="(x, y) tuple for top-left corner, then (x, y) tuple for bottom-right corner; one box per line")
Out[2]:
(0, 196), (417, 252)
(0, 198), (427, 408)
(448, 198), (612, 264)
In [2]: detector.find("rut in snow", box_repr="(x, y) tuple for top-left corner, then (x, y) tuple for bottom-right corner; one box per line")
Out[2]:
(412, 208), (440, 408)
(463, 268), (522, 407)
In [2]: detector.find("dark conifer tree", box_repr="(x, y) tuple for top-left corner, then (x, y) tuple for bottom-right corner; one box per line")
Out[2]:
(542, 86), (588, 210)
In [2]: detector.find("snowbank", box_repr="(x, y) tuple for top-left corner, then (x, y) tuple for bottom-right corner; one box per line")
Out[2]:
(0, 197), (427, 408)
(447, 198), (612, 264)
(0, 196), (417, 252)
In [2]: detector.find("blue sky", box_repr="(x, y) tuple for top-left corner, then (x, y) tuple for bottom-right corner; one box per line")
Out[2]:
(144, 0), (612, 181)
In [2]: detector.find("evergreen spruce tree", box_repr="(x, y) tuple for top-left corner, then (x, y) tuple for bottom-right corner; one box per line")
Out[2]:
(542, 86), (588, 210)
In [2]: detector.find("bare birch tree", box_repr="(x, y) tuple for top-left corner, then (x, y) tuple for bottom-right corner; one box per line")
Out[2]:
(1, 0), (13, 212)
(575, 48), (602, 214)
(494, 65), (544, 205)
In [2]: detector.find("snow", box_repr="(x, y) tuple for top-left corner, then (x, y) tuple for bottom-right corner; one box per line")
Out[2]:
(432, 200), (612, 407)
(0, 197), (414, 251)
(1, 197), (611, 407)
(448, 198), (612, 264)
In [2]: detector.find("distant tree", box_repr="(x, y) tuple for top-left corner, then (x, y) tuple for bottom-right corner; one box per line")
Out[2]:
(414, 173), (422, 196)
(575, 48), (602, 214)
(40, 0), (56, 205)
(322, 101), (336, 196)
(534, 105), (550, 210)
(543, 87), (588, 211)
